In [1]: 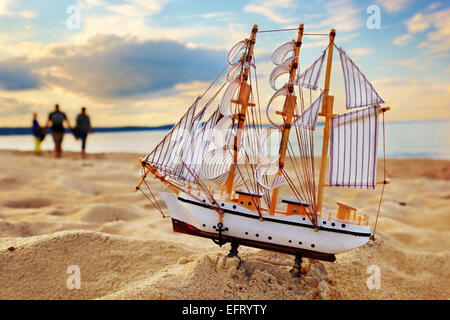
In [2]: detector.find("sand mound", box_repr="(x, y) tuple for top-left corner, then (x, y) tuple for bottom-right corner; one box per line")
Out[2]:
(2, 230), (448, 300)
(328, 236), (450, 299)
(102, 250), (331, 300)
(0, 230), (196, 299)
(101, 235), (450, 300)
(77, 204), (146, 223)
(4, 198), (53, 209)
(0, 151), (448, 299)
(0, 220), (57, 237)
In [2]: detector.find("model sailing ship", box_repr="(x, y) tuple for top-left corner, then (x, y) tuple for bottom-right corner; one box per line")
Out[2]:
(136, 24), (389, 276)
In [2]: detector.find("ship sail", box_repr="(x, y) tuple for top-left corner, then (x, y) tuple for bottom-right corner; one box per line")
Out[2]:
(174, 109), (220, 182)
(266, 86), (289, 128)
(295, 49), (326, 90)
(220, 79), (240, 116)
(254, 127), (286, 190)
(293, 91), (324, 130)
(271, 41), (295, 65)
(201, 148), (245, 186)
(329, 105), (379, 188)
(143, 97), (199, 181)
(269, 64), (290, 91)
(255, 160), (286, 190)
(337, 47), (384, 109)
(227, 62), (242, 82)
(171, 106), (207, 179)
(227, 40), (247, 65)
(265, 31), (319, 226)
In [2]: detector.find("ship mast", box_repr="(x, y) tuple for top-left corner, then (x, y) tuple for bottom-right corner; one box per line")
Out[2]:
(316, 29), (336, 213)
(269, 24), (304, 214)
(225, 24), (258, 198)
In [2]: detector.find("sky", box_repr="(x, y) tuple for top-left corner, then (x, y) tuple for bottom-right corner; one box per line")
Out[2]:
(0, 0), (449, 127)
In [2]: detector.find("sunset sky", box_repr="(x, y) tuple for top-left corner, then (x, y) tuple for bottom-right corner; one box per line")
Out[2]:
(0, 0), (449, 127)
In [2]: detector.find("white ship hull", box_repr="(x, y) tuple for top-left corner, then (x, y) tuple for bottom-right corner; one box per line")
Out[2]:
(160, 192), (371, 262)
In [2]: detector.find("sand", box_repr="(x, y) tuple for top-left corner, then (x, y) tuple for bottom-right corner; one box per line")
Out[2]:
(0, 150), (449, 299)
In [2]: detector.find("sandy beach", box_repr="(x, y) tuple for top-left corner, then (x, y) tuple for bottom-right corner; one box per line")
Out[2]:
(0, 150), (448, 300)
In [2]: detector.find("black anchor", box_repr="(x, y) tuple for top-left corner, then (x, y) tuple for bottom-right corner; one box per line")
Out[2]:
(212, 222), (226, 247)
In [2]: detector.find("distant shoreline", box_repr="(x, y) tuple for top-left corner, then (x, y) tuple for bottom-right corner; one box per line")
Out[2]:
(1, 118), (448, 136)
(0, 125), (174, 136)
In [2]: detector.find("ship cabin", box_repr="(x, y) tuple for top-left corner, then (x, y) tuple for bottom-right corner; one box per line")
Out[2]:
(282, 199), (309, 216)
(234, 190), (262, 210)
(336, 202), (357, 220)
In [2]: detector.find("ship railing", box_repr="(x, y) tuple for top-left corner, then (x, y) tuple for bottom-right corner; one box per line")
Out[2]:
(188, 189), (369, 226)
(318, 210), (369, 226)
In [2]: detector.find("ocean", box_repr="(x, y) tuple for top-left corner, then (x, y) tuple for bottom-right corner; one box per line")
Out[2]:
(0, 119), (448, 159)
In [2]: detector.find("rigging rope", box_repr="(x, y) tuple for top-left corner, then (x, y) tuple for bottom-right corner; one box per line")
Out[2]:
(139, 167), (166, 217)
(371, 110), (386, 240)
(247, 52), (271, 207)
(200, 63), (230, 99)
(258, 28), (328, 35)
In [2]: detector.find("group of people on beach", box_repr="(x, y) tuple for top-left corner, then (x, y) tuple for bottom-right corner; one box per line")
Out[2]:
(32, 104), (92, 158)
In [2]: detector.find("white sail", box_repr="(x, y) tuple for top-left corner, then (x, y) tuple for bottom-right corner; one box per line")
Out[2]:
(174, 109), (220, 182)
(201, 148), (244, 187)
(144, 97), (199, 180)
(254, 127), (286, 190)
(269, 64), (290, 91)
(172, 107), (206, 178)
(241, 126), (260, 165)
(295, 49), (326, 90)
(227, 62), (242, 82)
(212, 115), (237, 149)
(271, 41), (295, 66)
(329, 105), (379, 189)
(293, 92), (324, 130)
(227, 40), (247, 66)
(256, 127), (279, 162)
(266, 86), (289, 128)
(220, 79), (240, 116)
(255, 160), (286, 190)
(338, 47), (384, 109)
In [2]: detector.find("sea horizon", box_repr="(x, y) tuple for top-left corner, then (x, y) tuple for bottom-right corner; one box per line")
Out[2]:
(0, 118), (448, 136)
(1, 119), (449, 160)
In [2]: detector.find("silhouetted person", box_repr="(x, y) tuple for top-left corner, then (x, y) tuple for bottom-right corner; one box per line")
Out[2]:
(32, 113), (43, 155)
(75, 107), (92, 158)
(47, 104), (71, 158)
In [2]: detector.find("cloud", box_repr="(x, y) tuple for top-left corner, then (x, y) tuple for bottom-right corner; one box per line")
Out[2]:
(0, 0), (35, 18)
(0, 97), (46, 116)
(308, 0), (362, 33)
(77, 0), (168, 17)
(105, 0), (169, 17)
(406, 13), (432, 33)
(348, 48), (372, 57)
(373, 77), (450, 121)
(0, 59), (42, 90)
(426, 2), (442, 12)
(393, 34), (411, 45)
(406, 8), (450, 55)
(0, 35), (226, 100)
(243, 0), (295, 24)
(387, 58), (429, 71)
(375, 0), (410, 13)
(201, 12), (233, 21)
